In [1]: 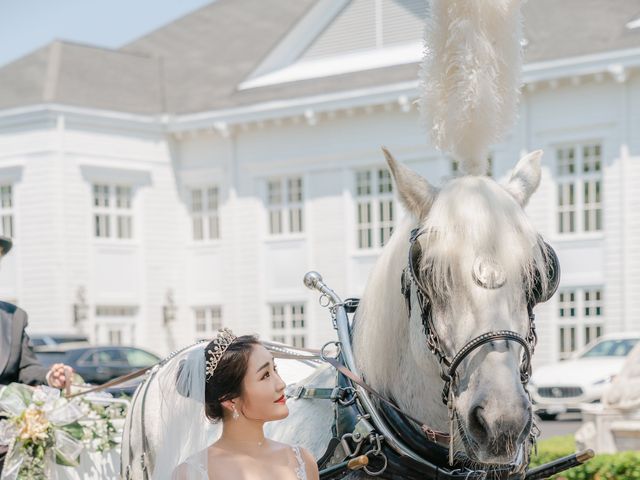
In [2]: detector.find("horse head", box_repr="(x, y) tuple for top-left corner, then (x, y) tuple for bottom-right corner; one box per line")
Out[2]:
(354, 148), (558, 467)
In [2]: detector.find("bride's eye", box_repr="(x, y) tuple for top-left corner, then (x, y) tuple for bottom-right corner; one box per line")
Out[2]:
(261, 371), (270, 380)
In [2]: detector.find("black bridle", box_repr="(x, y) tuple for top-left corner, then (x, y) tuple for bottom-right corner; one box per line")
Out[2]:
(401, 228), (560, 466)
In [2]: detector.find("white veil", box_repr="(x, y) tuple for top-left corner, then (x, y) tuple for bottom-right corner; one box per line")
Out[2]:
(151, 343), (221, 480)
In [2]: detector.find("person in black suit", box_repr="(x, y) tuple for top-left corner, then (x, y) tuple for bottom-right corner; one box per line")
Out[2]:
(0, 236), (74, 471)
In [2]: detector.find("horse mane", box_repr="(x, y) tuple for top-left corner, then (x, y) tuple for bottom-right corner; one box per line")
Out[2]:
(418, 176), (549, 306)
(352, 215), (416, 390)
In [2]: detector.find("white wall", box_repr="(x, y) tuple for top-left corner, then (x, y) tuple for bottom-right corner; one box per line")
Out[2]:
(0, 73), (638, 362)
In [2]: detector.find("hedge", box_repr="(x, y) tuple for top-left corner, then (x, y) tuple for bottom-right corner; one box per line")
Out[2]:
(529, 435), (640, 479)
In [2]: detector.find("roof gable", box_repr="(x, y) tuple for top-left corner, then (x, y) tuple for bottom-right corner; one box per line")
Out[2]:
(301, 0), (426, 60)
(241, 0), (427, 89)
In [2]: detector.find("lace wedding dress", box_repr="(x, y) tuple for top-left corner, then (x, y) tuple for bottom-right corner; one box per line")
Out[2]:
(174, 446), (307, 480)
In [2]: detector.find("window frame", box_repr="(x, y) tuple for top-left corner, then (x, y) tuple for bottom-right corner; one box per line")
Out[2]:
(194, 305), (223, 339)
(189, 185), (221, 242)
(92, 183), (135, 241)
(557, 287), (604, 359)
(555, 142), (603, 236)
(268, 302), (308, 348)
(265, 176), (305, 237)
(0, 184), (14, 238)
(354, 167), (395, 251)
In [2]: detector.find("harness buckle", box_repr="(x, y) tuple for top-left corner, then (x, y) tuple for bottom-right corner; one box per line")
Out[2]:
(340, 433), (364, 458)
(285, 386), (305, 400)
(335, 386), (357, 406)
(422, 426), (438, 443)
(329, 387), (341, 401)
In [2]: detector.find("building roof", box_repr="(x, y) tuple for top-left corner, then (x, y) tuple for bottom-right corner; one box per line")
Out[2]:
(121, 0), (316, 114)
(523, 0), (640, 64)
(1, 0), (639, 116)
(0, 41), (163, 114)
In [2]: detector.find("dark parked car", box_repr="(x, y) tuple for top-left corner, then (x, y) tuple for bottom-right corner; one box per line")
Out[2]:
(35, 345), (161, 396)
(30, 334), (90, 347)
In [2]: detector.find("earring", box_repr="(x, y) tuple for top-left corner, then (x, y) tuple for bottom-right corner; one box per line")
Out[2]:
(232, 406), (239, 421)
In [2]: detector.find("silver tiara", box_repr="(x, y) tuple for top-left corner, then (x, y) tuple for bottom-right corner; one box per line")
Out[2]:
(205, 328), (237, 380)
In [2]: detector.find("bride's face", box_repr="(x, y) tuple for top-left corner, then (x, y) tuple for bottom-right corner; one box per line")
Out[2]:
(238, 344), (288, 422)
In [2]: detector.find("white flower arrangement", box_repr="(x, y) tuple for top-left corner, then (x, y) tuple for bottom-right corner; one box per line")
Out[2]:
(0, 383), (126, 480)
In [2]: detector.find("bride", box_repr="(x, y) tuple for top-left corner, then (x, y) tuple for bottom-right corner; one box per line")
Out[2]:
(166, 329), (319, 480)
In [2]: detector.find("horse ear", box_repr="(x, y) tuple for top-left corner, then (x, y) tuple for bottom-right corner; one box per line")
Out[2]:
(505, 150), (543, 207)
(382, 147), (436, 220)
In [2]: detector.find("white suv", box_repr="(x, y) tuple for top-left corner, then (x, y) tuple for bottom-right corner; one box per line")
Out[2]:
(529, 333), (640, 420)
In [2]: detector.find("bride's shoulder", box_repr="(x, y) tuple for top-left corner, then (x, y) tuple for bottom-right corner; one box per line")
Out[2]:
(296, 445), (317, 468)
(270, 441), (313, 458)
(289, 444), (319, 480)
(206, 442), (234, 459)
(173, 454), (208, 480)
(272, 442), (318, 477)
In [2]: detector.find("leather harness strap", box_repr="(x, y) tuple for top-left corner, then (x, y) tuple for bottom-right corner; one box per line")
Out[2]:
(323, 356), (451, 445)
(288, 386), (345, 401)
(66, 365), (154, 399)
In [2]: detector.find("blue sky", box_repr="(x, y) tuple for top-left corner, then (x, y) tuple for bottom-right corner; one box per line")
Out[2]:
(0, 0), (214, 67)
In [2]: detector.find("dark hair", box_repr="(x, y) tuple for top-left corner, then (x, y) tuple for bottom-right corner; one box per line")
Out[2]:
(204, 334), (260, 422)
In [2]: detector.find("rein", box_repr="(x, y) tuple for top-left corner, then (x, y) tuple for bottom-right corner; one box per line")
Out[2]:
(263, 340), (452, 445)
(65, 366), (154, 399)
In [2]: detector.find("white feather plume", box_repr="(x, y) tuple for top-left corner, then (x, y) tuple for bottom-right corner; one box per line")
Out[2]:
(419, 0), (524, 175)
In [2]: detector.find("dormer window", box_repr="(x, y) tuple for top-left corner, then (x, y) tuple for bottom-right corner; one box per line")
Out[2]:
(240, 0), (428, 89)
(301, 0), (427, 61)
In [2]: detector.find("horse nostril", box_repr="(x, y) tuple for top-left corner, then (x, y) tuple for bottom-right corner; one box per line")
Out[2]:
(468, 404), (490, 442)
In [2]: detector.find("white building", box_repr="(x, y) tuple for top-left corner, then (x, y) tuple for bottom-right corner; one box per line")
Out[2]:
(0, 0), (639, 363)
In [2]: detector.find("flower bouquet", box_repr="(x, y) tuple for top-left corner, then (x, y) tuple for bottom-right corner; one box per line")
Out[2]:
(0, 383), (126, 480)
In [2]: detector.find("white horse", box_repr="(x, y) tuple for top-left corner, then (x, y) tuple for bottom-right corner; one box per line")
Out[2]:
(266, 148), (552, 472)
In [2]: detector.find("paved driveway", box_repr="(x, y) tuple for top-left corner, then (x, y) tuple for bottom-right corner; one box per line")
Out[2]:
(538, 413), (582, 440)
